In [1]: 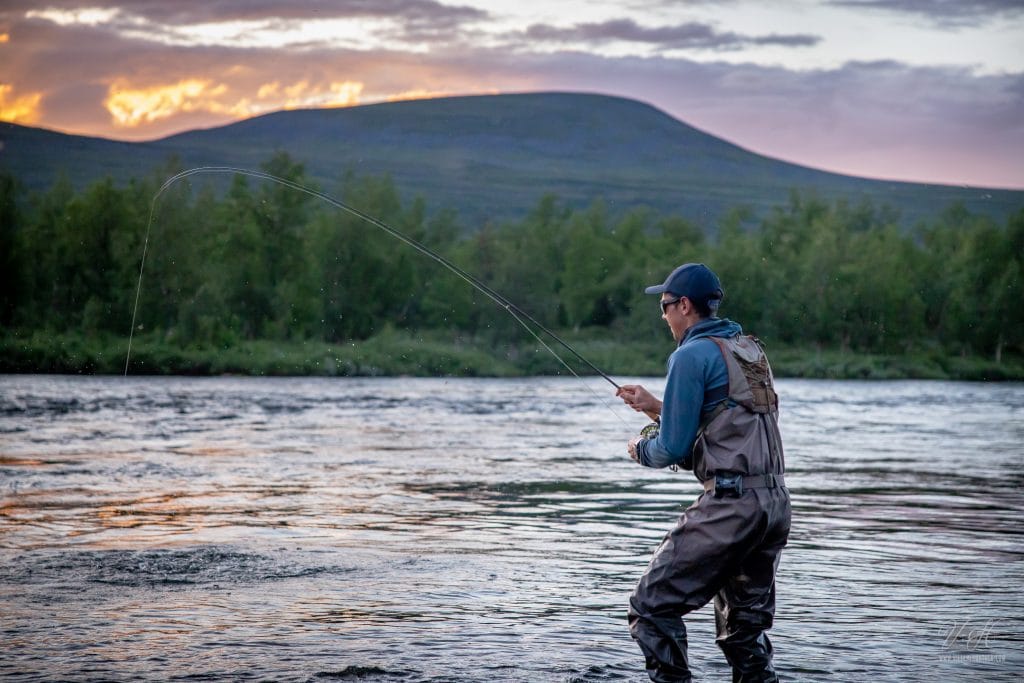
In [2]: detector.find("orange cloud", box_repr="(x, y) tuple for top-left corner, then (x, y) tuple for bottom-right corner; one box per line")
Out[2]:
(104, 78), (364, 128)
(0, 84), (42, 125)
(104, 78), (223, 126)
(257, 81), (281, 99)
(384, 87), (500, 104)
(384, 89), (452, 103)
(277, 80), (364, 110)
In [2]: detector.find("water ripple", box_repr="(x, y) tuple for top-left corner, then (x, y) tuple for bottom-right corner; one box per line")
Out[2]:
(1, 375), (1022, 681)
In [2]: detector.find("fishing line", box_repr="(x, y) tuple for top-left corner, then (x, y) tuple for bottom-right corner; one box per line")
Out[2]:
(126, 166), (635, 424)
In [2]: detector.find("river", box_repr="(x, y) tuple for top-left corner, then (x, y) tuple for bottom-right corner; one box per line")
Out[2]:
(1, 375), (1022, 681)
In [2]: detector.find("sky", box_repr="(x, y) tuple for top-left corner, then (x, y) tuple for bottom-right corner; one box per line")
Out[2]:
(1, 0), (1023, 189)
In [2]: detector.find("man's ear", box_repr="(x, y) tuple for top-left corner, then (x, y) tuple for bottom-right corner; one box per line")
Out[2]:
(679, 296), (694, 315)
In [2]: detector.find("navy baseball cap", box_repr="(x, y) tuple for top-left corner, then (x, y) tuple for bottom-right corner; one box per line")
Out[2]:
(644, 263), (724, 305)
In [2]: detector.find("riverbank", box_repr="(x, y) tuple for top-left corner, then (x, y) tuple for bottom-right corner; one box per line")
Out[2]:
(2, 330), (1021, 381)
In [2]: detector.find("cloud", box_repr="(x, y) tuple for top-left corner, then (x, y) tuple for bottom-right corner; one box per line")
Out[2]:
(0, 84), (43, 124)
(104, 78), (219, 126)
(4, 0), (491, 56)
(522, 18), (820, 50)
(381, 87), (464, 104)
(828, 0), (1024, 27)
(3, 0), (488, 25)
(6, 0), (489, 51)
(98, 77), (364, 128)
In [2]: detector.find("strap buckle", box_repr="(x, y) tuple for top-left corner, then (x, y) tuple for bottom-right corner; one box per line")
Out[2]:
(713, 472), (743, 498)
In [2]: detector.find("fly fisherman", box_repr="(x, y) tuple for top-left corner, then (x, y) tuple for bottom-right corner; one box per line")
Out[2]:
(616, 263), (791, 683)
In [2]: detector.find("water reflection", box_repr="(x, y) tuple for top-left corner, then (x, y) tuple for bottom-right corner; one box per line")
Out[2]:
(0, 376), (1022, 681)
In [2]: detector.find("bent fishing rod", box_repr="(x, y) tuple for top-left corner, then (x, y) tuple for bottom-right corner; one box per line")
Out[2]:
(127, 166), (627, 393)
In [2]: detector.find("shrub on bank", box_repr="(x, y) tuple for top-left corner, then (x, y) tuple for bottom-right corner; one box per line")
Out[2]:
(2, 331), (1021, 380)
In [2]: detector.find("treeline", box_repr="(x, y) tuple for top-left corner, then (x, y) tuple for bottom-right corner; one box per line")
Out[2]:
(1, 152), (1021, 365)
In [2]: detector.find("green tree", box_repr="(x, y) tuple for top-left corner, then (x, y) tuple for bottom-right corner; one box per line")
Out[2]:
(840, 224), (925, 352)
(173, 185), (235, 345)
(212, 175), (269, 339)
(916, 205), (973, 343)
(0, 172), (22, 327)
(485, 194), (569, 338)
(59, 177), (141, 333)
(256, 152), (317, 339)
(947, 210), (1024, 360)
(710, 207), (769, 337)
(414, 206), (477, 331)
(561, 201), (625, 329)
(755, 192), (831, 345)
(308, 174), (415, 341)
(19, 174), (74, 329)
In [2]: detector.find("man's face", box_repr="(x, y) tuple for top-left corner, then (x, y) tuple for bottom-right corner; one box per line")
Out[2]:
(660, 294), (688, 342)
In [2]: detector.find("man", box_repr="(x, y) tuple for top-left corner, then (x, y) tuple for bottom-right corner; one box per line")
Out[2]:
(617, 262), (791, 683)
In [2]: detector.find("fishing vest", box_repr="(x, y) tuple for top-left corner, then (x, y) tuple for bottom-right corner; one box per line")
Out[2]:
(690, 335), (785, 483)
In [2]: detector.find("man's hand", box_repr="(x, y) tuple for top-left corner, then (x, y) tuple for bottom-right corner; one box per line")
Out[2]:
(627, 437), (641, 463)
(616, 384), (663, 417)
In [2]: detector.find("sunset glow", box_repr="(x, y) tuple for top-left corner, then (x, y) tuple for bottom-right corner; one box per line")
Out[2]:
(276, 80), (364, 110)
(102, 77), (367, 128)
(384, 89), (455, 103)
(0, 84), (42, 125)
(104, 79), (224, 126)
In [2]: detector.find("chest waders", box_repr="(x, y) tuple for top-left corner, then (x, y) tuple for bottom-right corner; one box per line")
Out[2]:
(628, 335), (792, 683)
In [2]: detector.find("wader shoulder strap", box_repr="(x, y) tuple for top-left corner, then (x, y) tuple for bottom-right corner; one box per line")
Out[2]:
(695, 383), (730, 439)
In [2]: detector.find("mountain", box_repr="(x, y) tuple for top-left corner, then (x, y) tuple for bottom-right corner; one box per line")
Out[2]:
(2, 92), (1020, 229)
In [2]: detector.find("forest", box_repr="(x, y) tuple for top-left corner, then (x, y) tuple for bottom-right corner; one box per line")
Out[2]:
(1, 152), (1022, 379)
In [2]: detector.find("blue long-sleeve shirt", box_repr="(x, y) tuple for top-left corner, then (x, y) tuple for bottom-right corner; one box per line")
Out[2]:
(637, 317), (742, 469)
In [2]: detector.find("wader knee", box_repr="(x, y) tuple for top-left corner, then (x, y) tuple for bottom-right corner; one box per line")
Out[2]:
(715, 602), (777, 682)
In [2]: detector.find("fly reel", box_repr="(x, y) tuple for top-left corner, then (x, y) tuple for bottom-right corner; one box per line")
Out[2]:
(638, 418), (679, 472)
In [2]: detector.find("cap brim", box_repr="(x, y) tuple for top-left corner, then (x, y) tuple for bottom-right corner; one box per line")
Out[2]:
(644, 284), (669, 295)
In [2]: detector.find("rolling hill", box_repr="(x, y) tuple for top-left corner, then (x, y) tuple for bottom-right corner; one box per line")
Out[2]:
(2, 92), (1020, 229)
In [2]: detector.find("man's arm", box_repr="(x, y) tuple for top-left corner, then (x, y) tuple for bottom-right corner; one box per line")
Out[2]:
(634, 350), (706, 469)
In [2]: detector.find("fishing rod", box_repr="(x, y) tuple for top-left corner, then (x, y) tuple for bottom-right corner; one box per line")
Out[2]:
(126, 166), (624, 392)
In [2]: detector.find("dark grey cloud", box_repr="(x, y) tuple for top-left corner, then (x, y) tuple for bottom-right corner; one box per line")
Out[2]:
(0, 0), (489, 58)
(1, 0), (487, 29)
(829, 0), (1024, 27)
(523, 18), (819, 50)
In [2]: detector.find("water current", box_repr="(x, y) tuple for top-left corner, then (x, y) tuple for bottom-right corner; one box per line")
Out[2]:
(1, 375), (1022, 681)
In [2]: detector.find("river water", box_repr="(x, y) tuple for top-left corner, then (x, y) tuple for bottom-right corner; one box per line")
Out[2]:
(1, 375), (1021, 681)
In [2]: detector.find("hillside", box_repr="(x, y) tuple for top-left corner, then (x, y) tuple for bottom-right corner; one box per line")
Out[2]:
(2, 92), (1021, 228)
